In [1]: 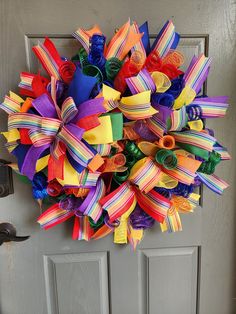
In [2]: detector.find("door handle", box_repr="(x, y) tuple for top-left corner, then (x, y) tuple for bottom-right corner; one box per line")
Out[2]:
(0, 223), (30, 245)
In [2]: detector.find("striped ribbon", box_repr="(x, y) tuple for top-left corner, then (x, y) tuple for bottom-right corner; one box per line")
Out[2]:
(61, 97), (79, 123)
(126, 69), (156, 95)
(197, 172), (229, 195)
(83, 179), (106, 222)
(99, 182), (135, 222)
(0, 92), (22, 114)
(32, 38), (62, 79)
(163, 155), (202, 185)
(73, 24), (102, 53)
(160, 208), (182, 233)
(184, 54), (212, 93)
(18, 72), (34, 97)
(105, 20), (143, 60)
(146, 113), (166, 138)
(76, 168), (101, 187)
(189, 96), (229, 118)
(119, 91), (157, 120)
(72, 216), (94, 241)
(171, 130), (216, 152)
(213, 142), (231, 160)
(130, 22), (146, 57)
(57, 127), (94, 167)
(135, 188), (171, 223)
(151, 20), (179, 58)
(37, 203), (74, 230)
(8, 113), (61, 136)
(169, 106), (187, 131)
(129, 157), (162, 193)
(92, 144), (111, 156)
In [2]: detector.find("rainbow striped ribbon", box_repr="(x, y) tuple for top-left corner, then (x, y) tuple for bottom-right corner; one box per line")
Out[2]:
(171, 130), (216, 152)
(32, 39), (61, 79)
(83, 179), (106, 222)
(0, 94), (22, 114)
(160, 208), (182, 233)
(105, 20), (142, 60)
(72, 216), (94, 241)
(18, 72), (34, 96)
(213, 142), (231, 160)
(146, 113), (166, 138)
(163, 155), (201, 185)
(136, 188), (170, 223)
(151, 20), (179, 58)
(28, 129), (54, 147)
(184, 54), (212, 93)
(105, 20), (130, 59)
(73, 25), (102, 53)
(169, 106), (187, 131)
(163, 163), (197, 185)
(100, 182), (135, 222)
(92, 144), (111, 156)
(61, 97), (78, 123)
(129, 157), (162, 193)
(57, 127), (94, 168)
(126, 69), (156, 95)
(197, 172), (229, 195)
(76, 169), (101, 187)
(8, 113), (61, 136)
(37, 203), (74, 230)
(130, 22), (146, 57)
(189, 96), (229, 118)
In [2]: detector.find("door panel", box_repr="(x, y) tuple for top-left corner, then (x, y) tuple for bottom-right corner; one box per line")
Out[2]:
(139, 247), (198, 314)
(0, 1), (235, 314)
(44, 252), (109, 314)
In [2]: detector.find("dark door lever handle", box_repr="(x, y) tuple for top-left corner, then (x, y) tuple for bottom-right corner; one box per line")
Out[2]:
(0, 223), (30, 245)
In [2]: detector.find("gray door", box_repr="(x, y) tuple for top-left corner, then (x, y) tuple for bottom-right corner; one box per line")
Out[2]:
(0, 1), (235, 314)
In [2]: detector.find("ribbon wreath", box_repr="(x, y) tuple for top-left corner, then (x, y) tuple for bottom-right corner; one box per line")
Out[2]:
(0, 19), (231, 249)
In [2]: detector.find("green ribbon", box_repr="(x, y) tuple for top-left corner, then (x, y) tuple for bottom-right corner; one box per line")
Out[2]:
(125, 154), (137, 168)
(72, 48), (89, 68)
(103, 112), (123, 141)
(198, 151), (221, 174)
(113, 169), (130, 185)
(155, 149), (177, 169)
(176, 143), (209, 160)
(125, 141), (145, 160)
(105, 57), (123, 81)
(89, 212), (105, 229)
(83, 64), (103, 83)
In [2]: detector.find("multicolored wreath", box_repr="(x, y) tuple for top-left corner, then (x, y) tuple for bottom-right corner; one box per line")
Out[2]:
(0, 20), (230, 249)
